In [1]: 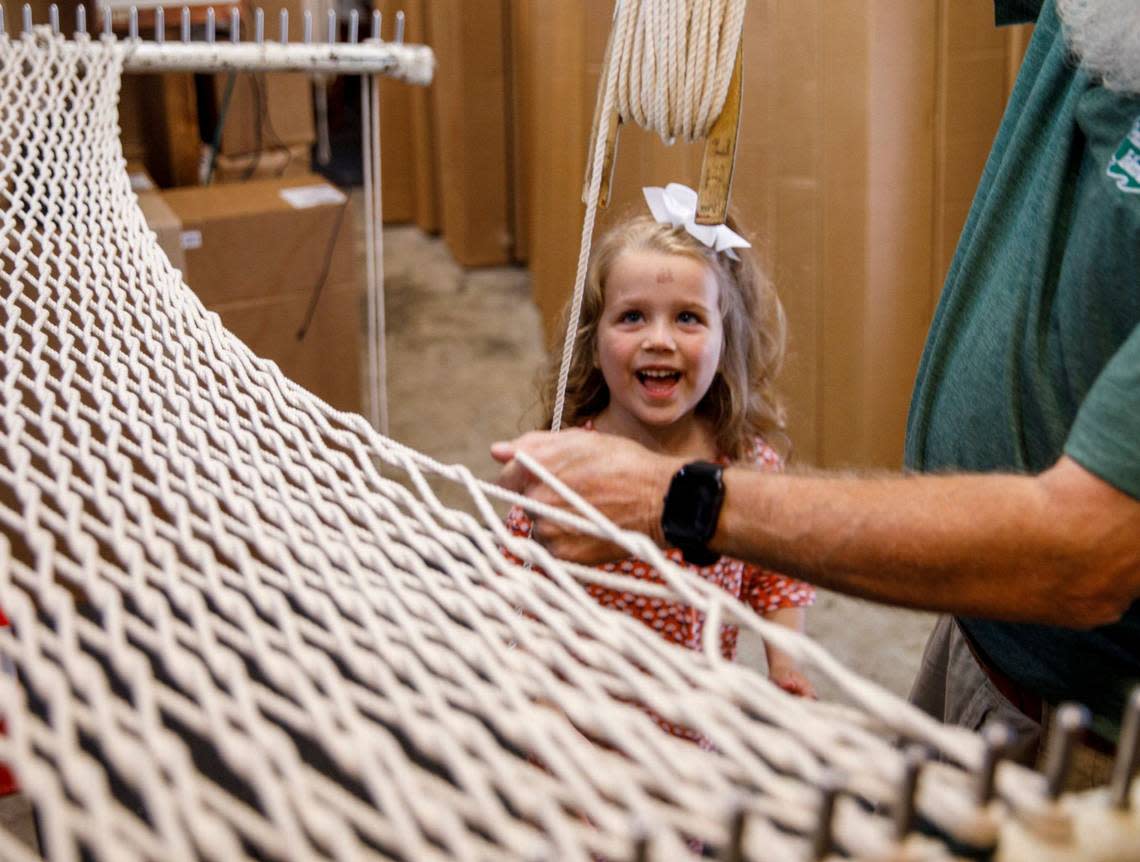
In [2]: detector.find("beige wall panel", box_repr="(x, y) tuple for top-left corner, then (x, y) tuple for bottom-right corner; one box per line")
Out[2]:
(863, 1), (938, 467)
(402, 0), (440, 234)
(741, 0), (825, 465)
(728, 4), (773, 237)
(773, 179), (822, 464)
(527, 3), (591, 338)
(508, 1), (535, 260)
(373, 0), (437, 227)
(818, 0), (871, 467)
(377, 0), (416, 224)
(427, 0), (511, 266)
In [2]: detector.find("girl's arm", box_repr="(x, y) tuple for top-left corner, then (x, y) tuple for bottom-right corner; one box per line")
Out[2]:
(761, 607), (815, 698)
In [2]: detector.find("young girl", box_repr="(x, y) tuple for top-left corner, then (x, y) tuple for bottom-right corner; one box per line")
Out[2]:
(507, 183), (816, 703)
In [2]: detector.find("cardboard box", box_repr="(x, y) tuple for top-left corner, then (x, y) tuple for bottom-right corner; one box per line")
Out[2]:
(125, 160), (158, 193)
(209, 143), (312, 184)
(118, 76), (148, 163)
(201, 72), (316, 157)
(129, 160), (187, 273)
(211, 286), (362, 414)
(160, 175), (361, 413)
(162, 174), (355, 306)
(136, 188), (187, 275)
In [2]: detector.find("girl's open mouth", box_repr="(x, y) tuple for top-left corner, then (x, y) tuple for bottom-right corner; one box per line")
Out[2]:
(636, 369), (681, 396)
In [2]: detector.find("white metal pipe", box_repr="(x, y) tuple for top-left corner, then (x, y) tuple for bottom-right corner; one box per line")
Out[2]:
(113, 39), (433, 82)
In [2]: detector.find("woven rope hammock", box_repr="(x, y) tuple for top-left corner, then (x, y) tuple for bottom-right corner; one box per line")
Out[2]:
(0, 17), (1136, 862)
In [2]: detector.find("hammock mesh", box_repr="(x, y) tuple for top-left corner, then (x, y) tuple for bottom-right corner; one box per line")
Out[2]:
(0, 30), (1064, 862)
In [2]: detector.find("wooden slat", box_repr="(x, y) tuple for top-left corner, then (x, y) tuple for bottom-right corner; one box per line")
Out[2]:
(426, 0), (511, 266)
(695, 43), (744, 226)
(375, 0), (416, 223)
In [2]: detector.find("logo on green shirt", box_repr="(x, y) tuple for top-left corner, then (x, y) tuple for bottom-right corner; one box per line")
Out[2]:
(1107, 117), (1140, 194)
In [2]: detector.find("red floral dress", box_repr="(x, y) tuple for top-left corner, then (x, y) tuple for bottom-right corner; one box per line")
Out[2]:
(504, 431), (814, 743)
(0, 606), (14, 796)
(504, 432), (815, 662)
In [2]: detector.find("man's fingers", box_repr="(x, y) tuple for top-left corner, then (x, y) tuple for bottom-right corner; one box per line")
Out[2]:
(491, 431), (557, 483)
(496, 456), (535, 494)
(490, 441), (515, 464)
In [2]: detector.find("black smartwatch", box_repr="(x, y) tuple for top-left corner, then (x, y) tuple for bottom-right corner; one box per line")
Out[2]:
(661, 461), (725, 566)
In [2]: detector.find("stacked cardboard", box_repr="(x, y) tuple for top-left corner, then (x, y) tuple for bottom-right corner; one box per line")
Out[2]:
(159, 175), (362, 414)
(200, 72), (316, 163)
(209, 143), (314, 184)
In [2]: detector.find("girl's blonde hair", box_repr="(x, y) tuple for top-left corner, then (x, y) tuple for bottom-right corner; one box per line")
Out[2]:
(542, 214), (788, 461)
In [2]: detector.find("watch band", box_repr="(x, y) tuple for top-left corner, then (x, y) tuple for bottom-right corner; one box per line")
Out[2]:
(661, 460), (725, 566)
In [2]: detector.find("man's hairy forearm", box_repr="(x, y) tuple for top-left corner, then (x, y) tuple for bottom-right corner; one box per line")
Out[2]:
(713, 456), (1140, 627)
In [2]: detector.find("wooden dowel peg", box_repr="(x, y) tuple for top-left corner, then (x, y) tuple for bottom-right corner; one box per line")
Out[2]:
(811, 770), (843, 860)
(1044, 702), (1090, 800)
(695, 41), (743, 226)
(893, 745), (926, 840)
(630, 829), (650, 862)
(1110, 687), (1140, 810)
(581, 27), (621, 211)
(719, 803), (747, 862)
(976, 721), (1013, 805)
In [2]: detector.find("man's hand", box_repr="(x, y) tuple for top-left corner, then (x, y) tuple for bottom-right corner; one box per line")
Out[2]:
(492, 429), (683, 564)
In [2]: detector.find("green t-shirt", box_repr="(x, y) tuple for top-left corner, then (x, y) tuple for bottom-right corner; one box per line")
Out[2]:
(904, 0), (1140, 738)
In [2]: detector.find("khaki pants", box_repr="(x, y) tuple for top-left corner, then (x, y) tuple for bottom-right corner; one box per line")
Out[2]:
(909, 615), (1114, 791)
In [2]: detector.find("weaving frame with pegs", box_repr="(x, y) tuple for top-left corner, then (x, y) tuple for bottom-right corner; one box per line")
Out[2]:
(0, 2), (1138, 860)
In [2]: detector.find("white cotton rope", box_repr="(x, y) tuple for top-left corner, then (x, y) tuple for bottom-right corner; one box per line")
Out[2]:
(360, 72), (390, 436)
(550, 0), (747, 432)
(0, 25), (1103, 862)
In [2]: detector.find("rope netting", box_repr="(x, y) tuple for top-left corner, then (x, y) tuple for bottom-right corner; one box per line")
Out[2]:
(0, 28), (1120, 862)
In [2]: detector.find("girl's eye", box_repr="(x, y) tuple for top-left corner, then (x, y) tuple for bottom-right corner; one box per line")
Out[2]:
(678, 311), (702, 325)
(618, 310), (643, 324)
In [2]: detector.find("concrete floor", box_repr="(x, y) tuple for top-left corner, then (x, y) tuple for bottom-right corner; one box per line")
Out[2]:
(0, 223), (935, 854)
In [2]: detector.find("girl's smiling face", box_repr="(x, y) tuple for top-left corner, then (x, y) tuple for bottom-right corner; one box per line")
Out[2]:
(595, 249), (723, 441)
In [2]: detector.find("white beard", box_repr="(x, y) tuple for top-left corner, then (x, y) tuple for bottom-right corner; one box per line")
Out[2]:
(1056, 0), (1140, 94)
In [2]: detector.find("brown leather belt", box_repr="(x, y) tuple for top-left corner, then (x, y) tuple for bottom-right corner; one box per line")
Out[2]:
(959, 628), (1043, 722)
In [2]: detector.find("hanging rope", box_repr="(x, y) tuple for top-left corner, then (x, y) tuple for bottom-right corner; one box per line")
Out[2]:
(551, 0), (747, 431)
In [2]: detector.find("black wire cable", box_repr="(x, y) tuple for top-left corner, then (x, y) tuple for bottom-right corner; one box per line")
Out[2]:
(295, 191), (351, 341)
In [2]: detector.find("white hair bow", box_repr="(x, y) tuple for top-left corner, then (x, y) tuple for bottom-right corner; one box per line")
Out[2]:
(642, 183), (751, 261)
